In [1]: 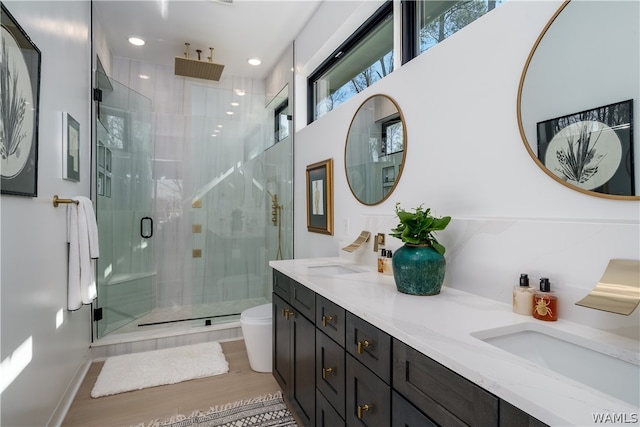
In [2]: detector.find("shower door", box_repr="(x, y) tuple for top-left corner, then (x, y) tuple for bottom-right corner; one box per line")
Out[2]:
(94, 70), (154, 339)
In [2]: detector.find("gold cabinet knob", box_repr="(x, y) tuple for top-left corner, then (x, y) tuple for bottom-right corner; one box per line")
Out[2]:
(322, 367), (334, 379)
(357, 340), (371, 354)
(321, 315), (334, 327)
(357, 403), (371, 419)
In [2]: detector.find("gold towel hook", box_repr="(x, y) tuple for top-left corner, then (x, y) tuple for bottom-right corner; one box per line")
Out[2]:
(53, 195), (78, 207)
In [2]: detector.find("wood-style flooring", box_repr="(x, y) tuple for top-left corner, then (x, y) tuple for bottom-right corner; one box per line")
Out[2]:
(62, 339), (284, 427)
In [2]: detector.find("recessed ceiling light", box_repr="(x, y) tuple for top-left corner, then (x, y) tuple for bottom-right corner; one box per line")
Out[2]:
(230, 102), (239, 107)
(214, 129), (221, 133)
(226, 111), (234, 115)
(248, 58), (261, 66)
(235, 89), (245, 96)
(139, 74), (150, 80)
(128, 37), (145, 46)
(217, 125), (223, 128)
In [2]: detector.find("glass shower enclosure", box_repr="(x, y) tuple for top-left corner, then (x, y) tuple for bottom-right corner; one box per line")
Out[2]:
(93, 68), (293, 340)
(94, 71), (154, 338)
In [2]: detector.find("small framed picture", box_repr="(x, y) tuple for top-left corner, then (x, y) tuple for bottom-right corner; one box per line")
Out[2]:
(537, 99), (634, 196)
(306, 158), (333, 235)
(62, 113), (80, 182)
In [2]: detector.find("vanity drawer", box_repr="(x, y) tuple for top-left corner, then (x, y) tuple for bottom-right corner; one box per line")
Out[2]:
(345, 353), (391, 426)
(499, 399), (548, 427)
(316, 389), (345, 427)
(316, 329), (345, 419)
(392, 390), (437, 427)
(346, 312), (391, 383)
(392, 338), (499, 426)
(316, 295), (345, 346)
(291, 280), (315, 321)
(273, 270), (292, 302)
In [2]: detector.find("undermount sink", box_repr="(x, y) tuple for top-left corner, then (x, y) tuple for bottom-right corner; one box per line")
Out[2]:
(306, 264), (364, 275)
(471, 323), (640, 406)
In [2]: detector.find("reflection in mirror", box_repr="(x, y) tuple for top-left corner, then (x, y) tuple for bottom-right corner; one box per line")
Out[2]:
(265, 85), (289, 148)
(345, 95), (406, 205)
(518, 0), (639, 200)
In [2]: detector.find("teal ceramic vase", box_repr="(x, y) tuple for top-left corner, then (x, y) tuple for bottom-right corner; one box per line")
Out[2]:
(392, 243), (446, 295)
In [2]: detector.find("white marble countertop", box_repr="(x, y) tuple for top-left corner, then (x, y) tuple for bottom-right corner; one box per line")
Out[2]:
(270, 257), (640, 427)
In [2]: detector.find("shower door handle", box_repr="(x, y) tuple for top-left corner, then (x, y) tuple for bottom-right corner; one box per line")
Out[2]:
(140, 217), (153, 239)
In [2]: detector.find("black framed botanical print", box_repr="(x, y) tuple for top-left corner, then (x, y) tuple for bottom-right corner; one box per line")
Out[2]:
(1, 3), (41, 197)
(537, 99), (634, 196)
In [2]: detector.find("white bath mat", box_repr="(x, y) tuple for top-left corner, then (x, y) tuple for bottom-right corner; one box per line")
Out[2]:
(91, 341), (229, 398)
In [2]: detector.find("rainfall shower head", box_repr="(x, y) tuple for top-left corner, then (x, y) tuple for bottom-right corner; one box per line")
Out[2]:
(175, 44), (225, 81)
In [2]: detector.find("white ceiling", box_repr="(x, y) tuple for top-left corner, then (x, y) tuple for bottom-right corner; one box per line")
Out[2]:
(94, 0), (323, 80)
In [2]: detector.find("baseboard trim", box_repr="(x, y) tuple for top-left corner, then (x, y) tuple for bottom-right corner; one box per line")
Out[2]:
(47, 349), (92, 427)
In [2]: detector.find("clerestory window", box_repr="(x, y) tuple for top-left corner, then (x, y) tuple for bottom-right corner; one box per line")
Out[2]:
(308, 2), (394, 123)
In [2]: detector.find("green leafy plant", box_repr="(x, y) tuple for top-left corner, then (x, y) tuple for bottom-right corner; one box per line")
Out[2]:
(390, 203), (451, 255)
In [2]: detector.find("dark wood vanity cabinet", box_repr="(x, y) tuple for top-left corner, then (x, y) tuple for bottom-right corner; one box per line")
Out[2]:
(273, 269), (547, 427)
(272, 271), (315, 426)
(316, 296), (392, 426)
(316, 328), (345, 418)
(393, 338), (499, 426)
(346, 353), (391, 426)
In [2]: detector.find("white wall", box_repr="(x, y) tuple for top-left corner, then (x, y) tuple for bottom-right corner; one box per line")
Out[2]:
(293, 1), (640, 339)
(0, 2), (93, 426)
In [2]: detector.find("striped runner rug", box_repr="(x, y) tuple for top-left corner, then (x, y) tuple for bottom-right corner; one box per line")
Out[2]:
(134, 392), (297, 427)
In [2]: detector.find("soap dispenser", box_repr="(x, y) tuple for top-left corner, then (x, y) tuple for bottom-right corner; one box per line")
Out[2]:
(383, 250), (393, 276)
(533, 277), (557, 321)
(378, 249), (387, 273)
(512, 273), (533, 315)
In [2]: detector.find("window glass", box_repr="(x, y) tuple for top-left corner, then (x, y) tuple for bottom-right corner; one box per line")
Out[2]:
(382, 118), (403, 155)
(417, 0), (506, 54)
(310, 4), (393, 122)
(275, 99), (289, 143)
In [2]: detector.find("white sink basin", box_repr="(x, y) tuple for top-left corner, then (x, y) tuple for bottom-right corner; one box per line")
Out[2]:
(306, 264), (364, 275)
(471, 323), (640, 406)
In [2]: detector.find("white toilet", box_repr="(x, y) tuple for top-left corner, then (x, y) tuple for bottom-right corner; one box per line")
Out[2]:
(240, 303), (273, 372)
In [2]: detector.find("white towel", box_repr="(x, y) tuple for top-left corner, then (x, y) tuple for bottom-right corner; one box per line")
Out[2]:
(67, 196), (99, 310)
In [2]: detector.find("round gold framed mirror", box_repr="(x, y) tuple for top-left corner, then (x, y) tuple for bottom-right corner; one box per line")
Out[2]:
(345, 94), (406, 205)
(517, 0), (639, 200)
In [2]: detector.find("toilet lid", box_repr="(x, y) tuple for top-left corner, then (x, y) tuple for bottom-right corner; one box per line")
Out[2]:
(241, 303), (272, 321)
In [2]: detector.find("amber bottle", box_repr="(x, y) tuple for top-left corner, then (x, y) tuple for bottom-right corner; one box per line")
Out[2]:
(533, 277), (557, 321)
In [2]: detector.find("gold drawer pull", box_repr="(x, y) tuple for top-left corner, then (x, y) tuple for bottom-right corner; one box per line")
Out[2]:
(322, 315), (334, 327)
(281, 308), (294, 320)
(357, 403), (371, 419)
(357, 340), (371, 354)
(322, 367), (334, 379)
